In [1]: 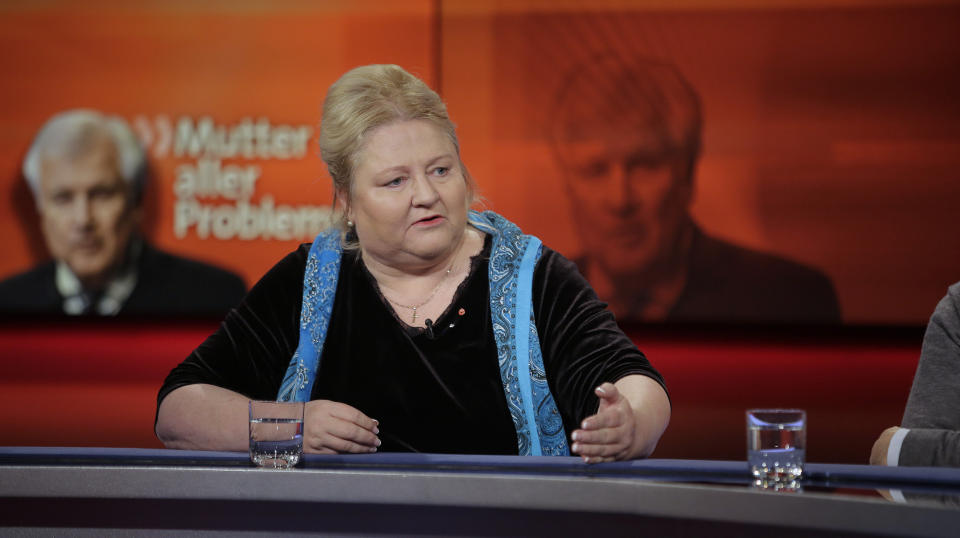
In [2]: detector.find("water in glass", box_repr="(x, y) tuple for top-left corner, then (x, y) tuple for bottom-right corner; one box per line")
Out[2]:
(747, 409), (806, 491)
(249, 417), (303, 469)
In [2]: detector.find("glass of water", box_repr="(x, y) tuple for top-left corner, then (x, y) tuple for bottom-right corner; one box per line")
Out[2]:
(249, 400), (305, 469)
(746, 409), (806, 491)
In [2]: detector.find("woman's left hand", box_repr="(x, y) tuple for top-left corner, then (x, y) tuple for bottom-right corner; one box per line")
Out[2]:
(570, 382), (638, 463)
(570, 376), (671, 463)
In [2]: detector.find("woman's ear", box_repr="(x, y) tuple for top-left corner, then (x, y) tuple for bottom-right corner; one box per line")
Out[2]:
(335, 190), (350, 219)
(461, 161), (476, 209)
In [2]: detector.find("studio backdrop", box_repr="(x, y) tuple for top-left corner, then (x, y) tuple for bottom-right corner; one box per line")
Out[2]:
(1, 0), (958, 325)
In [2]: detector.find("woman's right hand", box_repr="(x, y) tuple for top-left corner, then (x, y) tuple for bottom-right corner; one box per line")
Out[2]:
(303, 400), (381, 454)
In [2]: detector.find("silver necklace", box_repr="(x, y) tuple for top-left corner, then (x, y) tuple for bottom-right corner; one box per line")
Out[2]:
(384, 266), (453, 324)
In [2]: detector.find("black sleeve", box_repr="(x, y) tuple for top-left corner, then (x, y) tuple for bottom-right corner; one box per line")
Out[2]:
(532, 246), (668, 432)
(900, 283), (960, 467)
(156, 245), (310, 410)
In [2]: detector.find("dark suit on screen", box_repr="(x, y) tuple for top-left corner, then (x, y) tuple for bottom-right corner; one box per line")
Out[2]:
(669, 227), (841, 323)
(0, 242), (246, 316)
(578, 226), (841, 324)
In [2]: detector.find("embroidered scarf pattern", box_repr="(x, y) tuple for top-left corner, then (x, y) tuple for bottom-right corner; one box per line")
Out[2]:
(469, 211), (569, 456)
(276, 210), (569, 456)
(277, 229), (342, 403)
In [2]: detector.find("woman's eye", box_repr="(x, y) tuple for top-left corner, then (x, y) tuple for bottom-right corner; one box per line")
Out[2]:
(386, 177), (404, 187)
(433, 167), (449, 176)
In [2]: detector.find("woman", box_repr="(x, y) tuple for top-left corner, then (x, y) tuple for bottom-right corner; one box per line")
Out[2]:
(156, 64), (670, 462)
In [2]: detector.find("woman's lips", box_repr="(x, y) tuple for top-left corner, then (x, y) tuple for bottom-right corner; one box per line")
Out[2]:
(413, 215), (444, 227)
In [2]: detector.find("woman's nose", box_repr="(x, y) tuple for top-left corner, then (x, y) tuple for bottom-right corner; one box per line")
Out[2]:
(411, 173), (440, 207)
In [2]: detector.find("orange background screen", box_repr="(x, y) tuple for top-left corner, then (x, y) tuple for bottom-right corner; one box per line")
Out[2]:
(1, 0), (959, 324)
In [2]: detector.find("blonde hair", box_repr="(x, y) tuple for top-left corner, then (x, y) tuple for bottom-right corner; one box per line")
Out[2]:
(318, 64), (474, 235)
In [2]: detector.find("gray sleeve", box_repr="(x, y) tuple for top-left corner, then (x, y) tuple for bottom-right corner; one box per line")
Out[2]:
(899, 282), (960, 467)
(899, 429), (960, 467)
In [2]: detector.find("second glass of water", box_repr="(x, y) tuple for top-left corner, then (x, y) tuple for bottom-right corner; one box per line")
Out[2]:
(746, 409), (806, 491)
(249, 400), (304, 469)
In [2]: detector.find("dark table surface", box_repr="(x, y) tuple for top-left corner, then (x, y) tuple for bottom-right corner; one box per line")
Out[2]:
(2, 447), (959, 537)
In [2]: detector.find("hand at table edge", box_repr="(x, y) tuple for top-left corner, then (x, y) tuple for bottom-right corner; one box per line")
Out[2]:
(570, 375), (671, 464)
(303, 399), (381, 455)
(869, 426), (901, 466)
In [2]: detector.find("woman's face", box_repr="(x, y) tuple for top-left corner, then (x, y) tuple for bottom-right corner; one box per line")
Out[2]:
(346, 119), (468, 269)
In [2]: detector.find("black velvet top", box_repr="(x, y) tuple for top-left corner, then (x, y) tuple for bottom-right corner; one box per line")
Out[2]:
(158, 235), (666, 455)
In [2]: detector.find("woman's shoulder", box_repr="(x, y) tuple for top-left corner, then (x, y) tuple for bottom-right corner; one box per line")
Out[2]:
(536, 244), (591, 287)
(538, 243), (575, 265)
(237, 244), (318, 312)
(262, 243), (313, 281)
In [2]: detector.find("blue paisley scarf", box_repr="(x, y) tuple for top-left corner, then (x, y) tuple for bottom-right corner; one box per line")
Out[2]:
(277, 209), (569, 456)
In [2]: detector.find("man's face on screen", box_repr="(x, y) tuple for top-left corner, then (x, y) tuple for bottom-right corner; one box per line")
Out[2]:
(560, 135), (693, 278)
(37, 136), (140, 289)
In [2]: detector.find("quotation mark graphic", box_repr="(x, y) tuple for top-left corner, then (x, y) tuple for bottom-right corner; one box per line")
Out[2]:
(133, 115), (172, 158)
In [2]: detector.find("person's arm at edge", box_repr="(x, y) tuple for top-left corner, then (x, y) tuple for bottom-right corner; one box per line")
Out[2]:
(871, 426), (960, 468)
(878, 283), (960, 468)
(897, 428), (960, 467)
